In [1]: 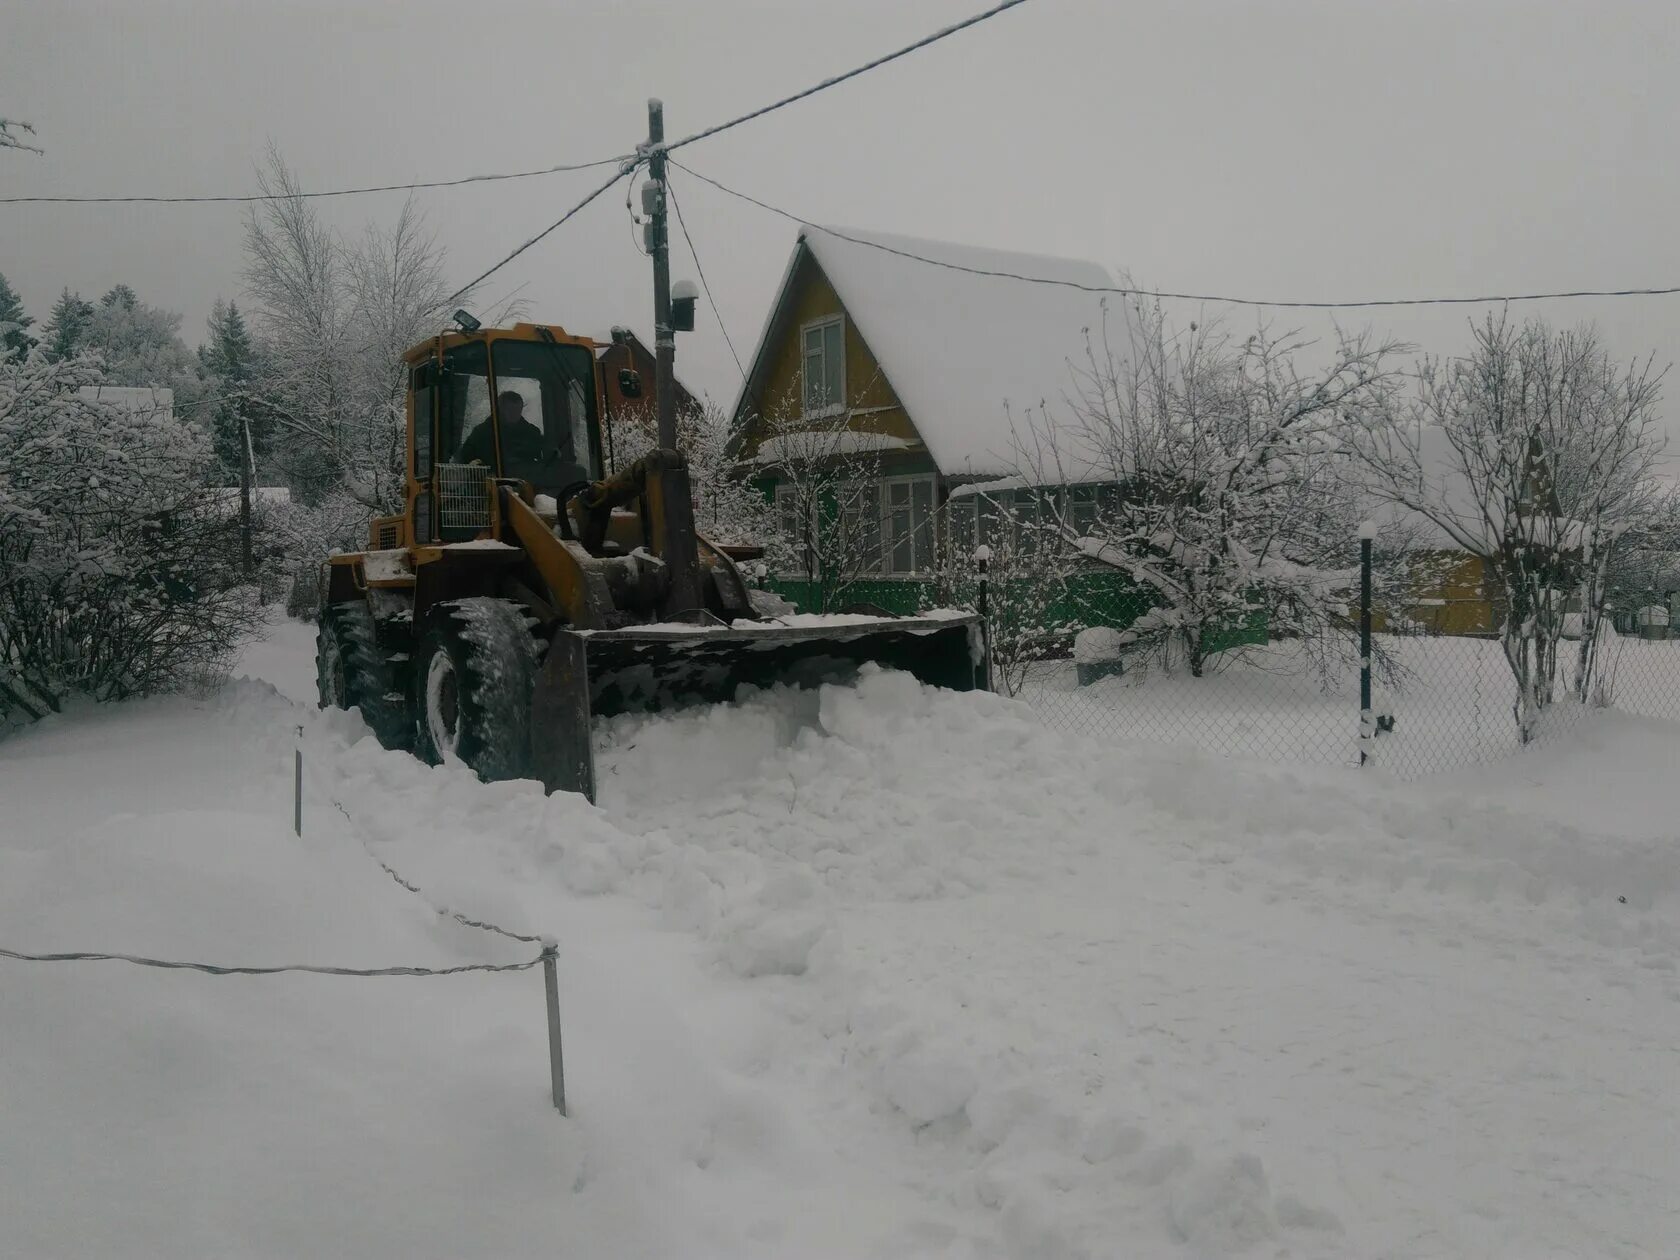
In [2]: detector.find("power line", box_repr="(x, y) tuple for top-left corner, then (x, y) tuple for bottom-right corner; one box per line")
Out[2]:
(671, 158), (1680, 312)
(2, 1), (1030, 207)
(666, 171), (745, 383)
(661, 0), (1032, 156)
(446, 163), (636, 304)
(0, 155), (632, 206)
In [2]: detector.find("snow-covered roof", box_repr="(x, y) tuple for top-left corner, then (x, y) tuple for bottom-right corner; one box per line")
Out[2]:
(76, 384), (174, 420)
(734, 226), (1120, 478)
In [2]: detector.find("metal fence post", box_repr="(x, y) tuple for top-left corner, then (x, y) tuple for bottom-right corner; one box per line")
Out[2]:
(974, 544), (994, 692)
(1358, 523), (1375, 765)
(293, 727), (304, 837)
(541, 940), (566, 1116)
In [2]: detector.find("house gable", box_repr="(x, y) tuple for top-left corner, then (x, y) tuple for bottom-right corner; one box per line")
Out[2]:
(731, 244), (931, 472)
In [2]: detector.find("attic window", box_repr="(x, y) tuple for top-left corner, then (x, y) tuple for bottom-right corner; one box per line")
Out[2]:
(801, 316), (845, 418)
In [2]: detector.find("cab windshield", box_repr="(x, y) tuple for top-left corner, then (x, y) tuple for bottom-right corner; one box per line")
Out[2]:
(484, 339), (600, 493)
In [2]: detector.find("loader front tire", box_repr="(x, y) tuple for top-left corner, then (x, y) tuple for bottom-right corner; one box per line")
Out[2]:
(413, 598), (537, 783)
(317, 602), (412, 751)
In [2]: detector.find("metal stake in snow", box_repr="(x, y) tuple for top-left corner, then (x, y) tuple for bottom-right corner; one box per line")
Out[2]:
(973, 545), (994, 692)
(1358, 523), (1375, 767)
(540, 939), (566, 1116)
(294, 725), (304, 836)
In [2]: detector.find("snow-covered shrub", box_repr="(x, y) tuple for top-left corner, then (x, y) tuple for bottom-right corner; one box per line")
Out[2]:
(0, 353), (262, 723)
(265, 490), (368, 620)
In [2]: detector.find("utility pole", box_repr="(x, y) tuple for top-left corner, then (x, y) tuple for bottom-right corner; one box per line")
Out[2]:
(640, 99), (702, 616)
(644, 99), (677, 453)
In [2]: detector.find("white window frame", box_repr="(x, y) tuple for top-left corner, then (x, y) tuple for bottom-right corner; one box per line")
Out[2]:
(881, 474), (938, 576)
(800, 315), (847, 421)
(839, 478), (883, 578)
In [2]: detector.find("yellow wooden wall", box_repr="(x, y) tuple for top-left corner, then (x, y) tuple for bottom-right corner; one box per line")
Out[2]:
(1372, 551), (1499, 635)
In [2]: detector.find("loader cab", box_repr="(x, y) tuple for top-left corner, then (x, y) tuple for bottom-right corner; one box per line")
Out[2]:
(410, 327), (604, 543)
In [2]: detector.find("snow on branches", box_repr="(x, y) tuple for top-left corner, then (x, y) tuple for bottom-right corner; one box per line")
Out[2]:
(0, 352), (262, 723)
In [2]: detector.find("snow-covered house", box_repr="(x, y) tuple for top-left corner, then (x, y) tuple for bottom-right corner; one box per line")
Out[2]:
(729, 225), (1117, 610)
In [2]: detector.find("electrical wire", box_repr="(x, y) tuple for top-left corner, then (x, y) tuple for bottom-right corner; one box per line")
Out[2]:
(0, 154), (634, 206)
(445, 163), (637, 304)
(446, 3), (1031, 313)
(660, 0), (1033, 155)
(671, 158), (1680, 311)
(665, 171), (745, 383)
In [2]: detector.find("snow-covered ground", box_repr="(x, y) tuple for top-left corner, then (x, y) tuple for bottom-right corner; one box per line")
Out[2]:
(2, 613), (1677, 1258)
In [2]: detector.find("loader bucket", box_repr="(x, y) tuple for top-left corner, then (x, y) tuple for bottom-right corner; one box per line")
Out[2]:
(529, 611), (988, 801)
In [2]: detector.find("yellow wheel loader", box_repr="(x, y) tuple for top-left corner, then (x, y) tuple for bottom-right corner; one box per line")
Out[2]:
(316, 322), (987, 801)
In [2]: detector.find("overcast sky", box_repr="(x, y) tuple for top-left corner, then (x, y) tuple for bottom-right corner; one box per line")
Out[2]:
(4, 0), (1679, 457)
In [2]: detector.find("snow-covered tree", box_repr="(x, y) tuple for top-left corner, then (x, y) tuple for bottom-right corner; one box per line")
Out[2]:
(80, 286), (204, 408)
(1020, 301), (1405, 678)
(0, 351), (262, 725)
(611, 397), (778, 551)
(1353, 314), (1668, 740)
(199, 299), (265, 575)
(0, 271), (34, 357)
(40, 289), (94, 362)
(243, 151), (464, 513)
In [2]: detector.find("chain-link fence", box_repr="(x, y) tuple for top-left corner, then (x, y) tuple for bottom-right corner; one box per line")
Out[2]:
(1015, 614), (1680, 781)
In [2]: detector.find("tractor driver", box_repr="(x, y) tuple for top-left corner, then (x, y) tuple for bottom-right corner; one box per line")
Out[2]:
(458, 390), (587, 489)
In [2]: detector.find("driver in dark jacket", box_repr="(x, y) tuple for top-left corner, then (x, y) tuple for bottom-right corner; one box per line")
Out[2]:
(458, 390), (546, 468)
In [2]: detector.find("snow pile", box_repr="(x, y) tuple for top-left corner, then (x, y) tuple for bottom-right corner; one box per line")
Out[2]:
(1072, 625), (1126, 665)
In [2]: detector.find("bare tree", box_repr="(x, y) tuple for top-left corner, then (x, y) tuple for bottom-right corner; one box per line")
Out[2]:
(1019, 300), (1406, 679)
(0, 119), (42, 155)
(745, 391), (892, 612)
(742, 372), (927, 614)
(242, 150), (466, 514)
(1353, 314), (1668, 740)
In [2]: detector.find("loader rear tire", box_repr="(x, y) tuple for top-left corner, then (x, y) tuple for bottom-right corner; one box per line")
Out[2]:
(413, 598), (538, 783)
(317, 602), (412, 751)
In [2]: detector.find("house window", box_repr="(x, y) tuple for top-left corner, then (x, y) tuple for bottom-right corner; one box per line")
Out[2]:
(948, 496), (978, 565)
(1068, 486), (1098, 538)
(802, 316), (845, 418)
(883, 476), (936, 575)
(840, 480), (882, 576)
